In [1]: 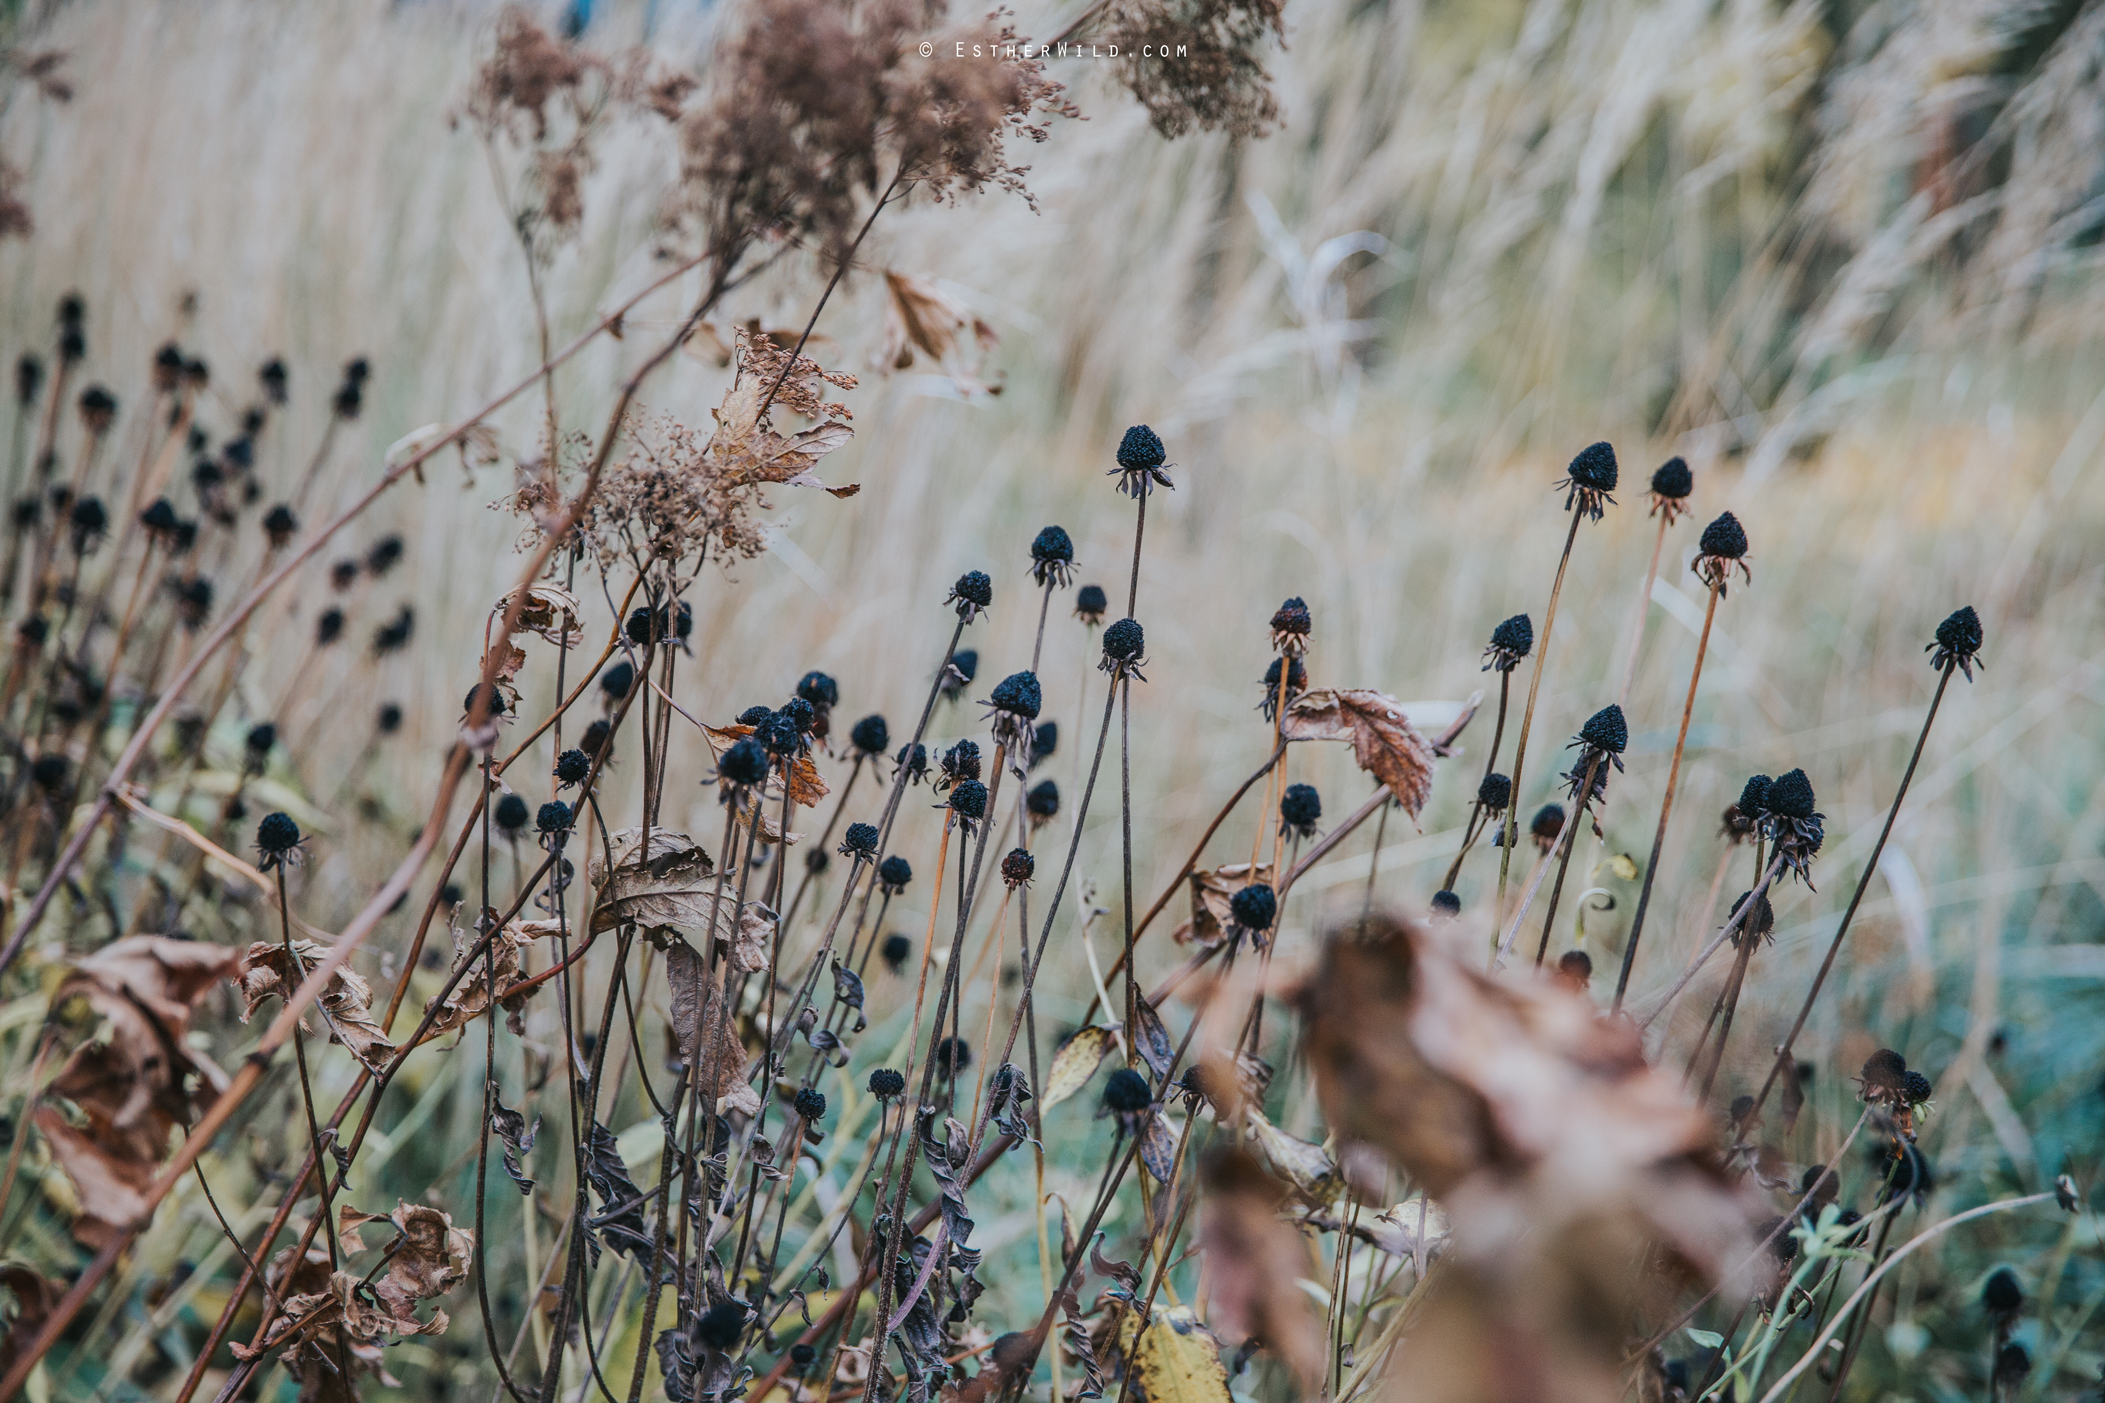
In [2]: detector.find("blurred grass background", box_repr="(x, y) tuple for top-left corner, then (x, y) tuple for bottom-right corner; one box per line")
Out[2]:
(5, 0), (2105, 1396)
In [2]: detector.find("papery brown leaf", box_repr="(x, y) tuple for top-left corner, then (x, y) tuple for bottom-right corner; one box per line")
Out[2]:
(1138, 1110), (1183, 1183)
(1042, 1025), (1118, 1108)
(703, 723), (829, 809)
(589, 827), (720, 934)
(1241, 1109), (1341, 1206)
(1171, 863), (1274, 949)
(664, 939), (762, 1116)
(0, 1265), (60, 1382)
(878, 270), (1000, 396)
(699, 337), (855, 491)
(422, 919), (559, 1041)
(1278, 689), (1435, 816)
(34, 1105), (153, 1248)
(1197, 1149), (1328, 1392)
(238, 939), (395, 1072)
(495, 581), (586, 647)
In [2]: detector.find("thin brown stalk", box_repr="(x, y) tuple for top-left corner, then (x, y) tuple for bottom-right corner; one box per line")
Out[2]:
(1495, 510), (1584, 922)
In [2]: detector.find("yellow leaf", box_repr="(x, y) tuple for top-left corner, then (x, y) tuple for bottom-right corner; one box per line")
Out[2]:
(1042, 1025), (1117, 1108)
(1130, 1307), (1230, 1403)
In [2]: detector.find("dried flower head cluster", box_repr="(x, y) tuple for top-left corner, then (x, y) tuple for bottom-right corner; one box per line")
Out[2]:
(1101, 0), (1285, 139)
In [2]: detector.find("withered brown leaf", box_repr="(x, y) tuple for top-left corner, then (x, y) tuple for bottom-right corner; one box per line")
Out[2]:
(664, 939), (761, 1116)
(1197, 1149), (1328, 1393)
(1277, 689), (1435, 817)
(589, 827), (720, 933)
(422, 919), (560, 1042)
(238, 939), (395, 1072)
(495, 580), (586, 647)
(1042, 1025), (1119, 1108)
(1171, 863), (1274, 949)
(703, 722), (829, 809)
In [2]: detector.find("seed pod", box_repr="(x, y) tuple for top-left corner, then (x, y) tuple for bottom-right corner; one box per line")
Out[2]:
(1001, 848), (1035, 888)
(934, 1036), (971, 1079)
(797, 670), (839, 710)
(737, 704), (774, 727)
(695, 1301), (745, 1350)
(1860, 1048), (1908, 1101)
(949, 779), (989, 823)
(1026, 779), (1060, 826)
(495, 795), (530, 833)
(1483, 613), (1533, 672)
(1030, 524), (1076, 587)
(1269, 597), (1312, 655)
(840, 822), (880, 858)
(1102, 617), (1145, 663)
(1075, 583), (1108, 623)
(948, 570), (993, 621)
(1102, 1067), (1152, 1113)
(256, 812), (302, 869)
(1476, 772), (1511, 812)
(794, 1087), (828, 1123)
(850, 713), (890, 756)
(537, 801), (573, 835)
(1429, 890), (1460, 918)
(718, 738), (768, 788)
(878, 856), (913, 891)
(1279, 782), (1322, 838)
(1649, 456), (1692, 500)
(881, 933), (912, 971)
(377, 703), (403, 734)
(1929, 604), (1985, 680)
(989, 671), (1042, 720)
(263, 504), (298, 546)
(868, 1067), (906, 1098)
(1766, 769), (1816, 820)
(1229, 883), (1276, 933)
(554, 749), (590, 787)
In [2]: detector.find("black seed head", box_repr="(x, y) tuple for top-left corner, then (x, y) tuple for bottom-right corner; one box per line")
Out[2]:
(881, 933), (912, 973)
(894, 742), (928, 785)
(790, 1344), (817, 1371)
(1737, 774), (1772, 817)
(841, 822), (880, 858)
(733, 706), (771, 728)
(1031, 720), (1058, 765)
(934, 1036), (971, 1078)
(555, 749), (590, 787)
(579, 718), (612, 759)
(1901, 1070), (1933, 1105)
(314, 608), (344, 647)
(1026, 779), (1060, 822)
(78, 386), (117, 433)
(260, 505), (298, 548)
(1578, 704), (1628, 754)
(806, 849), (830, 875)
(140, 498), (180, 536)
(1650, 456), (1692, 499)
(1981, 1267), (2022, 1314)
(330, 559), (359, 591)
(1102, 617), (1145, 662)
(1861, 1048), (1908, 1095)
(245, 722), (276, 756)
(948, 570), (993, 619)
(1230, 883), (1276, 932)
(536, 801), (573, 835)
(463, 684), (508, 719)
(1567, 441), (1617, 492)
(868, 1067), (906, 1098)
(797, 671), (838, 709)
(780, 698), (816, 737)
(365, 535), (403, 577)
(1000, 848), (1035, 888)
(941, 739), (982, 785)
(719, 738), (769, 788)
(1698, 511), (1748, 561)
(256, 812), (302, 865)
(949, 779), (989, 821)
(1280, 783), (1322, 837)
(624, 607), (655, 646)
(1557, 950), (1593, 986)
(1530, 803), (1566, 844)
(1992, 1344), (2030, 1387)
(1269, 596), (1312, 647)
(495, 794), (530, 833)
(1429, 890), (1461, 917)
(989, 671), (1041, 719)
(1116, 425), (1165, 470)
(15, 616), (47, 647)
(30, 754), (68, 792)
(850, 713), (889, 756)
(1477, 772), (1512, 812)
(68, 496), (106, 542)
(1929, 605), (1985, 679)
(794, 1087), (827, 1122)
(377, 703), (403, 735)
(1075, 584), (1108, 622)
(878, 856), (913, 891)
(695, 1301), (744, 1351)
(1102, 1067), (1152, 1113)
(1484, 613), (1533, 671)
(1030, 525), (1076, 585)
(16, 353), (43, 404)
(599, 661), (635, 701)
(1766, 768), (1816, 820)
(259, 357), (288, 403)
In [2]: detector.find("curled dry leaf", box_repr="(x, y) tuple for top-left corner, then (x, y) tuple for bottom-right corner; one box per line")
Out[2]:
(1295, 912), (1752, 1403)
(238, 939), (395, 1072)
(422, 918), (560, 1042)
(703, 722), (829, 808)
(496, 580), (586, 647)
(700, 332), (856, 495)
(1197, 1149), (1329, 1393)
(1277, 689), (1435, 817)
(1042, 1024), (1119, 1108)
(1241, 1108), (1341, 1206)
(1138, 1110), (1183, 1183)
(0, 1265), (60, 1383)
(589, 827), (719, 933)
(39, 937), (239, 1247)
(1171, 863), (1275, 949)
(664, 939), (762, 1116)
(878, 269), (1000, 396)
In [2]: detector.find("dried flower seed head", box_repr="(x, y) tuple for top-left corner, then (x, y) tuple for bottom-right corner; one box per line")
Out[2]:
(1529, 802), (1566, 852)
(696, 1301), (745, 1351)
(1026, 779), (1060, 826)
(1873, 1140), (1935, 1206)
(1429, 889), (1461, 918)
(796, 670), (839, 712)
(1100, 617), (1146, 679)
(1735, 774), (1772, 820)
(840, 822), (880, 859)
(1483, 613), (1533, 672)
(1721, 804), (1754, 842)
(77, 385), (117, 434)
(599, 661), (635, 705)
(1564, 704), (1628, 801)
(1280, 782), (1322, 838)
(718, 738), (769, 789)
(1860, 1048), (1909, 1102)
(1649, 455), (1692, 503)
(59, 327), (85, 365)
(30, 754), (68, 792)
(1981, 1267), (2023, 1315)
(1001, 847), (1035, 888)
(259, 357), (288, 404)
(986, 672), (1043, 763)
(1578, 704), (1628, 754)
(1030, 524), (1076, 588)
(780, 697), (817, 741)
(262, 504), (298, 547)
(1901, 1070), (1934, 1107)
(1993, 1344), (2030, 1389)
(554, 749), (590, 788)
(868, 1067), (907, 1098)
(68, 496), (107, 551)
(495, 794), (531, 833)
(579, 718), (613, 761)
(245, 721), (276, 758)
(1030, 719), (1058, 770)
(175, 576), (214, 629)
(372, 606), (415, 654)
(1112, 424), (1173, 496)
(1476, 772), (1512, 813)
(256, 812), (303, 870)
(56, 292), (84, 327)
(1765, 769), (1815, 820)
(1929, 605), (1985, 680)
(1258, 654), (1307, 719)
(806, 849), (830, 875)
(895, 741), (929, 786)
(878, 857), (913, 894)
(1229, 882), (1276, 934)
(1102, 1067), (1153, 1114)
(1727, 889), (1775, 946)
(16, 353), (43, 404)
(850, 713), (889, 756)
(939, 738), (982, 789)
(987, 671), (1042, 720)
(935, 1036), (971, 1079)
(223, 436), (254, 474)
(462, 684), (509, 721)
(881, 933), (912, 973)
(1694, 511), (1752, 594)
(1557, 440), (1618, 520)
(790, 1344), (817, 1372)
(1075, 583), (1108, 623)
(1555, 949), (1593, 992)
(140, 497), (180, 541)
(330, 558), (360, 591)
(365, 535), (404, 578)
(948, 778), (989, 831)
(737, 705), (774, 727)
(948, 569), (994, 622)
(8, 498), (37, 532)
(940, 648), (979, 702)
(376, 703), (403, 735)
(15, 616), (46, 648)
(1268, 596), (1313, 657)
(625, 607), (657, 646)
(793, 1087), (828, 1124)
(536, 800), (574, 835)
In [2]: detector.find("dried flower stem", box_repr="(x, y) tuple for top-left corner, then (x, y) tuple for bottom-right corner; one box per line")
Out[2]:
(1531, 750), (1604, 964)
(1611, 575), (1722, 1011)
(1495, 510), (1583, 924)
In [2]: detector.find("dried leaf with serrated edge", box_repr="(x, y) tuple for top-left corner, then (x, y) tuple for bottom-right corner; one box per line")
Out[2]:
(422, 919), (558, 1042)
(239, 939), (395, 1072)
(496, 581), (586, 647)
(1242, 1108), (1341, 1205)
(1198, 1149), (1327, 1392)
(1042, 1025), (1118, 1108)
(878, 270), (1000, 396)
(1171, 863), (1273, 948)
(703, 723), (828, 808)
(1278, 689), (1435, 817)
(700, 335), (855, 491)
(589, 827), (719, 933)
